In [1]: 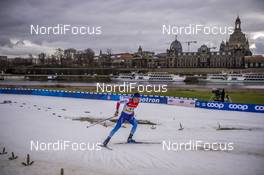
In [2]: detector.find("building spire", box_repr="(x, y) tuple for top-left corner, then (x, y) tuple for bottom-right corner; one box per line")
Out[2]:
(235, 16), (241, 31)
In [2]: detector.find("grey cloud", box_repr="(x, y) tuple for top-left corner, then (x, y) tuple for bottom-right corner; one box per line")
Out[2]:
(0, 37), (12, 47)
(0, 0), (264, 57)
(254, 37), (264, 55)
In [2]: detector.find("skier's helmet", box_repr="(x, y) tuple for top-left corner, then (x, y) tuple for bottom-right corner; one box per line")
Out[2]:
(132, 92), (140, 98)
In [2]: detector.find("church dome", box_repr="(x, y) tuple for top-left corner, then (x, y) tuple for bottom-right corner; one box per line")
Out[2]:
(198, 44), (209, 53)
(228, 16), (250, 52)
(170, 39), (182, 53)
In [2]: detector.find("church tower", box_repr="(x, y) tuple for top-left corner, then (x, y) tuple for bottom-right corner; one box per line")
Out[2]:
(227, 16), (252, 67)
(137, 45), (143, 57)
(235, 16), (241, 31)
(228, 16), (251, 52)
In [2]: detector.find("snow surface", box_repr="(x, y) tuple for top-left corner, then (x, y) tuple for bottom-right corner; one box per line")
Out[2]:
(0, 94), (264, 175)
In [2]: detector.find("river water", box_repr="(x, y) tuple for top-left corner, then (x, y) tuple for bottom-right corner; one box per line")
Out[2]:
(1, 79), (264, 90)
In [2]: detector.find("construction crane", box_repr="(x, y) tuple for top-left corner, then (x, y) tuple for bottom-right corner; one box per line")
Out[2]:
(183, 41), (197, 52)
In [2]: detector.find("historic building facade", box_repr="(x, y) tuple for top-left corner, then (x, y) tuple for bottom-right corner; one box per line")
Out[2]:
(167, 17), (252, 68)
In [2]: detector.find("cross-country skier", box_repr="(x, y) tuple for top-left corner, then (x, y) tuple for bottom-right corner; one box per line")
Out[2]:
(102, 92), (141, 146)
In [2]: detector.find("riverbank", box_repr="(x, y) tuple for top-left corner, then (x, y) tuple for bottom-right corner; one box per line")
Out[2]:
(5, 67), (264, 75)
(1, 84), (263, 104)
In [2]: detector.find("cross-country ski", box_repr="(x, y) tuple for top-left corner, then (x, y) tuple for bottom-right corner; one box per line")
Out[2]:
(114, 141), (161, 145)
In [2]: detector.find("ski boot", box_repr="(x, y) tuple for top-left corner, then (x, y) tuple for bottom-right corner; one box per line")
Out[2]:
(127, 133), (136, 143)
(103, 136), (111, 146)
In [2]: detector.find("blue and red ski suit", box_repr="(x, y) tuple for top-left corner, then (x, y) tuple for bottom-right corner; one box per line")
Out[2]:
(108, 98), (138, 137)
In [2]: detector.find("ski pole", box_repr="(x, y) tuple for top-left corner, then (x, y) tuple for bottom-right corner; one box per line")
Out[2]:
(86, 115), (116, 128)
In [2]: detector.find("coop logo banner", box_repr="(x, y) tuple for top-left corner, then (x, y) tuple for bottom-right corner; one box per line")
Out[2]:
(195, 101), (264, 113)
(207, 102), (225, 109)
(228, 104), (248, 111)
(255, 105), (264, 111)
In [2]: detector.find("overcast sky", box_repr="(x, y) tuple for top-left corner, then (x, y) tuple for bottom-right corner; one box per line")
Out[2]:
(0, 0), (264, 57)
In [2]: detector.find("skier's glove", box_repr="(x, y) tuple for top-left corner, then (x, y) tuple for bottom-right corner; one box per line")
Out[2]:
(114, 110), (119, 116)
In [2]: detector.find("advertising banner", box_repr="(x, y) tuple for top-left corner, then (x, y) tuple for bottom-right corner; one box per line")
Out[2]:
(195, 100), (264, 113)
